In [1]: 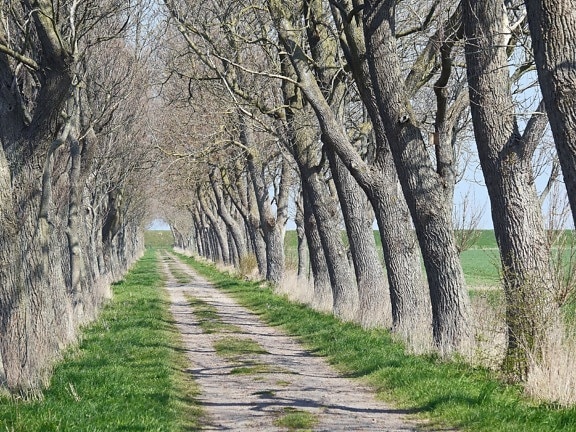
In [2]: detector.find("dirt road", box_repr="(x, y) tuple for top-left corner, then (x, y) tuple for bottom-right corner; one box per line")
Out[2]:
(162, 253), (422, 431)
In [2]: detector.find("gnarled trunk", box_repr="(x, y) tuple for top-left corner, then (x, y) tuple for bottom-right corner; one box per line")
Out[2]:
(525, 0), (576, 227)
(464, 0), (559, 381)
(363, 0), (469, 354)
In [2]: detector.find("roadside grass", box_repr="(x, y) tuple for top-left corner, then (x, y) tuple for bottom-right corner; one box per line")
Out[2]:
(0, 249), (203, 431)
(177, 252), (576, 432)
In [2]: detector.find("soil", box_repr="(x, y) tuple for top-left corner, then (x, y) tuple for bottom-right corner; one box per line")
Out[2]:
(161, 253), (428, 431)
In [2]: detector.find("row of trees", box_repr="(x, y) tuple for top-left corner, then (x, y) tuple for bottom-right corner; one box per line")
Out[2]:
(0, 0), (571, 396)
(153, 0), (576, 385)
(0, 1), (158, 393)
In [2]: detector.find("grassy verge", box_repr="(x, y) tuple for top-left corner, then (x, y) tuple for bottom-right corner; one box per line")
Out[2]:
(177, 253), (576, 432)
(0, 249), (202, 431)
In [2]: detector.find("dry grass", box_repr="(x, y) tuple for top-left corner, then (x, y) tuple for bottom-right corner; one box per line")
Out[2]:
(525, 324), (576, 406)
(464, 291), (576, 406)
(275, 270), (315, 307)
(464, 292), (507, 370)
(238, 254), (259, 279)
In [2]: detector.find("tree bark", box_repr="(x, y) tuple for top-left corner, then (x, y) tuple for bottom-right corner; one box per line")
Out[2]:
(464, 0), (559, 381)
(294, 189), (309, 278)
(210, 169), (248, 260)
(363, 0), (469, 354)
(525, 0), (576, 227)
(328, 148), (391, 328)
(242, 121), (289, 285)
(198, 187), (231, 264)
(302, 185), (334, 312)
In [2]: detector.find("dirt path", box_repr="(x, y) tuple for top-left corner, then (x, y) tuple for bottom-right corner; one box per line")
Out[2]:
(161, 253), (422, 431)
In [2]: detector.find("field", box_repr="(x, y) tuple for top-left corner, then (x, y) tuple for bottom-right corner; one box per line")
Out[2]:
(283, 229), (502, 289)
(149, 229), (576, 292)
(144, 230), (174, 249)
(147, 229), (504, 289)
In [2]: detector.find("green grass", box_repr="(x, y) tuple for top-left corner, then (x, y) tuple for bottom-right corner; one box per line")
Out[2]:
(274, 407), (318, 430)
(186, 295), (240, 334)
(213, 336), (268, 359)
(0, 250), (203, 431)
(229, 364), (272, 375)
(460, 248), (501, 287)
(177, 253), (576, 432)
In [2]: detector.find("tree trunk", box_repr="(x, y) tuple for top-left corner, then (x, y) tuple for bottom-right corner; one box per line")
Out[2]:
(243, 122), (288, 285)
(301, 162), (359, 321)
(198, 188), (230, 264)
(0, 157), (74, 393)
(210, 169), (248, 259)
(525, 0), (576, 227)
(464, 0), (559, 381)
(328, 151), (391, 328)
(294, 189), (309, 278)
(363, 0), (469, 354)
(223, 166), (268, 276)
(302, 184), (334, 312)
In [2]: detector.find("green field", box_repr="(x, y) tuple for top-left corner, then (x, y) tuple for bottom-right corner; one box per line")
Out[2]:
(145, 230), (174, 249)
(283, 229), (502, 289)
(150, 229), (503, 288)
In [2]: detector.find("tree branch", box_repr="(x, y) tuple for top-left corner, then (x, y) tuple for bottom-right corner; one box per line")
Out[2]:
(0, 43), (39, 70)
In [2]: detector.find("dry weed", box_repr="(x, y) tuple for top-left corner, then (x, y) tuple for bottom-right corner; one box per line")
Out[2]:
(525, 324), (576, 406)
(275, 270), (315, 307)
(464, 292), (507, 370)
(238, 254), (260, 280)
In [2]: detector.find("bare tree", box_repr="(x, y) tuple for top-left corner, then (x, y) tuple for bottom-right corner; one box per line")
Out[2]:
(361, 0), (470, 354)
(0, 0), (154, 393)
(463, 0), (559, 381)
(525, 0), (576, 228)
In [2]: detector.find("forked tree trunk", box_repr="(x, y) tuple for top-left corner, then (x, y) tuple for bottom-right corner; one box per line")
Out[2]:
(464, 0), (559, 381)
(243, 124), (289, 285)
(363, 0), (469, 354)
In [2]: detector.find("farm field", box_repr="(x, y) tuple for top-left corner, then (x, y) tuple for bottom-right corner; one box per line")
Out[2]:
(251, 229), (502, 289)
(150, 228), (576, 293)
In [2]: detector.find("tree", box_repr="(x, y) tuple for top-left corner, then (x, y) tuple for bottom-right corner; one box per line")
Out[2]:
(525, 0), (576, 227)
(360, 0), (470, 354)
(463, 0), (559, 381)
(0, 0), (154, 393)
